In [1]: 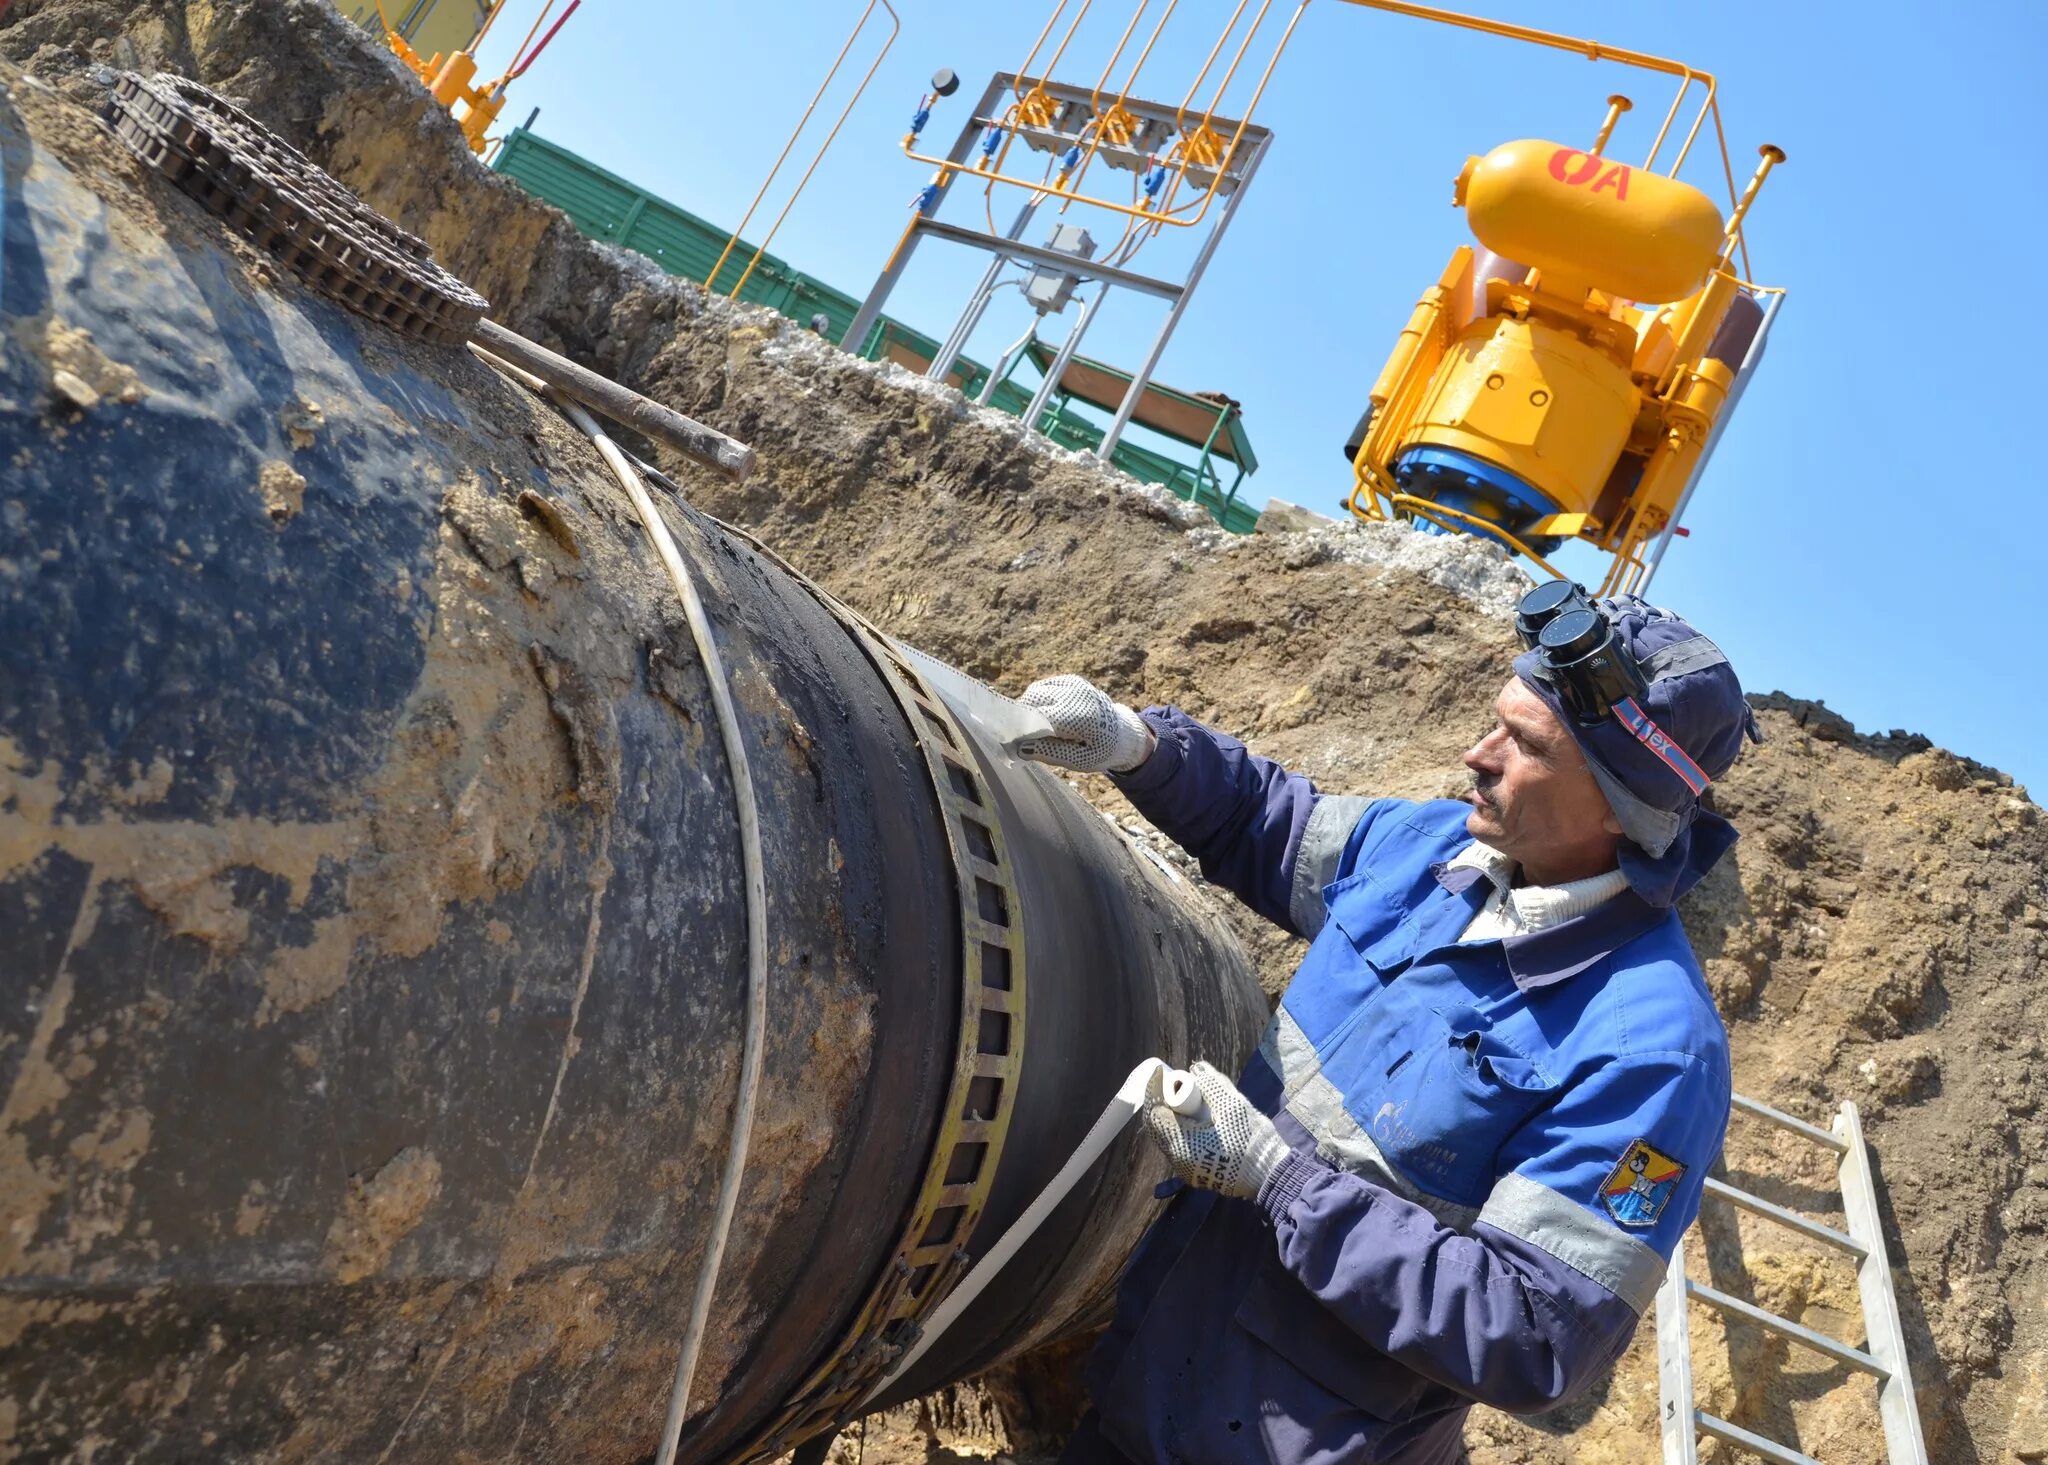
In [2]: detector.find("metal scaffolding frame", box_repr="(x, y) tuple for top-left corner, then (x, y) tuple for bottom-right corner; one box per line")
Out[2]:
(843, 71), (1271, 460)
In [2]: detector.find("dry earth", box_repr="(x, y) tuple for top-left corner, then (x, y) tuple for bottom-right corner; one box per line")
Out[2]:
(4, 4), (2045, 1461)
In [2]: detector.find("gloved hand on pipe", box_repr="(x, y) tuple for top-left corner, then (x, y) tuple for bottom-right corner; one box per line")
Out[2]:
(1140, 1061), (1290, 1201)
(1016, 675), (1157, 774)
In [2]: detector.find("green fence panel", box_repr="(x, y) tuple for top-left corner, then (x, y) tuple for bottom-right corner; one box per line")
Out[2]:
(492, 129), (1257, 532)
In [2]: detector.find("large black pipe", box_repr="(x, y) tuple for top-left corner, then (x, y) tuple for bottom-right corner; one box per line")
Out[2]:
(0, 85), (1265, 1461)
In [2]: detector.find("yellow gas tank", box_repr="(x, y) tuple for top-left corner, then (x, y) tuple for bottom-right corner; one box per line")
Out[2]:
(1458, 140), (1724, 304)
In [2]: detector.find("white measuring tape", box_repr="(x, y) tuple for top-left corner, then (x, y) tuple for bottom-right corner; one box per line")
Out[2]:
(861, 1058), (1202, 1407)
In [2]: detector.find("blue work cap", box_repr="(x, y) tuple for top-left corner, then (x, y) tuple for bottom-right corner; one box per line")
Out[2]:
(1514, 595), (1762, 907)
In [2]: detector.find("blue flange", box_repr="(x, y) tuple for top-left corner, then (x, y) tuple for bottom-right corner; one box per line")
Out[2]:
(1392, 445), (1561, 552)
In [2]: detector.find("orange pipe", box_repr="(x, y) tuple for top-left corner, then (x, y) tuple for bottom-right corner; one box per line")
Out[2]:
(709, 0), (884, 291)
(1176, 0), (1250, 131)
(728, 0), (901, 298)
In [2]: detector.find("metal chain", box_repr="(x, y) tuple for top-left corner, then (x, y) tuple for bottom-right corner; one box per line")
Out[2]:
(103, 71), (489, 346)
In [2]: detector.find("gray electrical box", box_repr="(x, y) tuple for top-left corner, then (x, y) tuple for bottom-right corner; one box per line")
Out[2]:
(1024, 224), (1096, 314)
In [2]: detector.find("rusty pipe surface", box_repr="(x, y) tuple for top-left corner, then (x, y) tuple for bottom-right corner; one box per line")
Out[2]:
(0, 81), (1264, 1463)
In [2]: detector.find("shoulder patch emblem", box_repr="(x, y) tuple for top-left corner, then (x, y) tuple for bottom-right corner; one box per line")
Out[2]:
(1601, 1139), (1685, 1228)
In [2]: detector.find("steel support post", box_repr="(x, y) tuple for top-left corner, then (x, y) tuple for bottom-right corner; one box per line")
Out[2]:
(1099, 131), (1272, 459)
(1022, 285), (1109, 429)
(1836, 1103), (1931, 1463)
(841, 74), (1005, 355)
(930, 197), (1041, 384)
(1655, 1243), (1701, 1465)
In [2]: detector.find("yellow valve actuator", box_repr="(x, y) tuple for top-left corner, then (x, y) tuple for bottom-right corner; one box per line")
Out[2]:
(1458, 140), (1724, 305)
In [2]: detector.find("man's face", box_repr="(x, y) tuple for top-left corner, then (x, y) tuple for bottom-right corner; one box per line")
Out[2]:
(1461, 677), (1623, 882)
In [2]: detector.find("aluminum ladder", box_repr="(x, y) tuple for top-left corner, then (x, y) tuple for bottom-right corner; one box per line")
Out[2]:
(1654, 1093), (1929, 1464)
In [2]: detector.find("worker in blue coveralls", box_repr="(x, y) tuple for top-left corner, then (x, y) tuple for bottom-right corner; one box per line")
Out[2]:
(1014, 581), (1761, 1465)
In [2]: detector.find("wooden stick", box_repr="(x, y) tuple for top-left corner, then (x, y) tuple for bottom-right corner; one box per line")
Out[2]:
(470, 318), (755, 482)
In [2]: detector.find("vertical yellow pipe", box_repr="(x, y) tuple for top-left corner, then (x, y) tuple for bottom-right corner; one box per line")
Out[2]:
(1090, 0), (1150, 112)
(709, 0), (882, 292)
(470, 0), (512, 49)
(729, 0), (901, 299)
(1671, 74), (1717, 173)
(1641, 70), (1695, 172)
(1015, 2), (1073, 99)
(1201, 0), (1275, 125)
(1590, 94), (1631, 155)
(1177, 0), (1250, 129)
(1718, 143), (1785, 266)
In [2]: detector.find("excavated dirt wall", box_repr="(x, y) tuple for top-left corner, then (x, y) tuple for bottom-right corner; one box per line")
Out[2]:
(5, 4), (2046, 1461)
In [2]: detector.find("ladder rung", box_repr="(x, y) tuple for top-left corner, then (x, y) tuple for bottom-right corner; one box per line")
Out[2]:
(1695, 1409), (1825, 1465)
(1703, 1177), (1868, 1259)
(1687, 1281), (1886, 1377)
(1731, 1093), (1848, 1152)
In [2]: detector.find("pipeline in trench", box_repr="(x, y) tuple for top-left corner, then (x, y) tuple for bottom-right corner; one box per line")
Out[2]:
(0, 74), (1266, 1462)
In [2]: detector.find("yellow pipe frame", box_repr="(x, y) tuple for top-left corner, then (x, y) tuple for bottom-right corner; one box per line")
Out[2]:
(710, 0), (900, 299)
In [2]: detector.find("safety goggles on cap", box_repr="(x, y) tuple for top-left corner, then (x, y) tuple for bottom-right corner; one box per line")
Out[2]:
(1514, 580), (1714, 797)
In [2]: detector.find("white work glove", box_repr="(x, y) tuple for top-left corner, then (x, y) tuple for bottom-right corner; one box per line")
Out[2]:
(1141, 1061), (1291, 1201)
(1016, 674), (1156, 774)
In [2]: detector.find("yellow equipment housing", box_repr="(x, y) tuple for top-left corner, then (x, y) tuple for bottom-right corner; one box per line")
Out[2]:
(1348, 117), (1784, 595)
(379, 39), (506, 155)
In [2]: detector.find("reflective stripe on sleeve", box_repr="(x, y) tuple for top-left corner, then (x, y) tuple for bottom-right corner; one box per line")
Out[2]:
(1260, 1007), (1481, 1233)
(1288, 794), (1374, 938)
(1477, 1171), (1667, 1314)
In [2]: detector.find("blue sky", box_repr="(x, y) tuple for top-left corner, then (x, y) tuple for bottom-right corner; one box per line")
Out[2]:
(467, 1), (2047, 793)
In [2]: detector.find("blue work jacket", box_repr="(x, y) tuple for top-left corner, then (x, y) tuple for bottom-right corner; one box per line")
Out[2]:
(1083, 708), (1732, 1465)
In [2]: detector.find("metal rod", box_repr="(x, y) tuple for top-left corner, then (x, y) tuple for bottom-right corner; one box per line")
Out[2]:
(1090, 0), (1151, 113)
(1193, 399), (1229, 492)
(978, 320), (1040, 405)
(1694, 1412), (1824, 1465)
(720, 0), (900, 300)
(471, 319), (754, 480)
(929, 198), (1041, 383)
(1644, 70), (1694, 172)
(1591, 93), (1631, 155)
(498, 0), (558, 78)
(709, 0), (877, 290)
(471, 0), (514, 49)
(1654, 1245), (1701, 1465)
(503, 0), (577, 80)
(1177, 0), (1252, 130)
(1099, 129), (1268, 456)
(1702, 1176), (1867, 1258)
(1719, 144), (1786, 268)
(1686, 1280), (1886, 1377)
(1730, 1090), (1847, 1152)
(919, 219), (1185, 301)
(1671, 77), (1716, 174)
(1836, 1102), (1933, 1460)
(1023, 285), (1106, 427)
